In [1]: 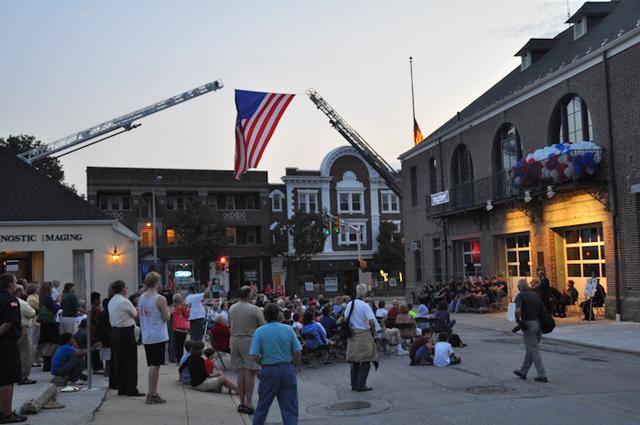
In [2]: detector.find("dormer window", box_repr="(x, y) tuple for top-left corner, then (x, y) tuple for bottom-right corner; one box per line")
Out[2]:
(573, 16), (588, 40)
(521, 52), (532, 71)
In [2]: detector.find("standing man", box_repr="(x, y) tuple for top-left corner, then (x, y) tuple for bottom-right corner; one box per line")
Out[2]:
(108, 280), (144, 397)
(185, 282), (211, 341)
(0, 273), (27, 423)
(250, 303), (301, 425)
(138, 272), (169, 405)
(229, 285), (266, 415)
(344, 283), (378, 392)
(15, 285), (37, 385)
(513, 279), (548, 383)
(51, 280), (61, 303)
(537, 269), (551, 313)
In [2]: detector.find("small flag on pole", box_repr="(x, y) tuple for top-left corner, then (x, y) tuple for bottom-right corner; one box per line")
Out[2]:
(414, 118), (424, 145)
(234, 90), (295, 180)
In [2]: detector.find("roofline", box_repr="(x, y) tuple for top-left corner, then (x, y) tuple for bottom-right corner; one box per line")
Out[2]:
(399, 24), (640, 162)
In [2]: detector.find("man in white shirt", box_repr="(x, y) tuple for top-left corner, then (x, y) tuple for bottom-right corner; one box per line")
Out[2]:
(185, 282), (211, 341)
(375, 301), (389, 319)
(51, 280), (60, 303)
(344, 284), (378, 392)
(433, 333), (461, 367)
(108, 280), (144, 397)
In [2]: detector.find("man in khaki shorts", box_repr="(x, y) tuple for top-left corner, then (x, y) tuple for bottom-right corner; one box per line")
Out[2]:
(229, 286), (265, 415)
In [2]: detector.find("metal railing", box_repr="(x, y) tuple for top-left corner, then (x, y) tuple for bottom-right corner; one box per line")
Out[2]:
(426, 148), (604, 218)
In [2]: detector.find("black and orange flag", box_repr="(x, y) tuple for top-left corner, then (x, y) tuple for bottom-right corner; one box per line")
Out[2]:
(414, 118), (424, 145)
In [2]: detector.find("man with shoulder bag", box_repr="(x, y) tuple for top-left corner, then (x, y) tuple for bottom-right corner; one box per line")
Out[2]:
(513, 279), (548, 383)
(344, 284), (378, 392)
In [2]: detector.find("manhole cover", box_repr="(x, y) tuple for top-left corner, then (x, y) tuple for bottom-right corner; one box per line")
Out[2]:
(467, 385), (508, 395)
(327, 401), (372, 411)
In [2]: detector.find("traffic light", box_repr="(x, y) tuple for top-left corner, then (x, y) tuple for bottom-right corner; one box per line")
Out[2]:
(322, 214), (330, 236)
(333, 215), (341, 233)
(216, 256), (229, 272)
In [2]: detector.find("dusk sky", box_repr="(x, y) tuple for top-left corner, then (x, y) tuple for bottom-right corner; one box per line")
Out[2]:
(0, 0), (584, 194)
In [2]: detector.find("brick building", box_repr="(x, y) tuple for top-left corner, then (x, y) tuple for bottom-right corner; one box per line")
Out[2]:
(281, 146), (401, 295)
(399, 0), (640, 320)
(86, 167), (273, 295)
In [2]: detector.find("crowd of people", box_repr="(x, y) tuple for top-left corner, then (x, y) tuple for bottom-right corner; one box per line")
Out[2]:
(0, 267), (607, 425)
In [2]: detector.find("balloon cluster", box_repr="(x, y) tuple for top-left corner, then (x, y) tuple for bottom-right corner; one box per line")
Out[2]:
(513, 142), (601, 188)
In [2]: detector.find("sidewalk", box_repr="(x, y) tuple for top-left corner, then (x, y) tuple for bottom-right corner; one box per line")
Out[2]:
(14, 367), (107, 425)
(91, 348), (246, 425)
(454, 311), (640, 354)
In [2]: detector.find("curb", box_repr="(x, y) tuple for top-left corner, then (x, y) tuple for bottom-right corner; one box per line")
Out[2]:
(457, 322), (640, 355)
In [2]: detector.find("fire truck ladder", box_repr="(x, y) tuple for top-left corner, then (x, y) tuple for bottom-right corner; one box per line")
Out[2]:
(18, 80), (224, 164)
(306, 88), (402, 198)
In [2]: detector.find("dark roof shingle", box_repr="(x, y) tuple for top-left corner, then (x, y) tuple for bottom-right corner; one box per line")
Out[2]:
(0, 148), (110, 222)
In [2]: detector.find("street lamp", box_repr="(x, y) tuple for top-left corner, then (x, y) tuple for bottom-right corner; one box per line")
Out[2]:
(151, 175), (163, 270)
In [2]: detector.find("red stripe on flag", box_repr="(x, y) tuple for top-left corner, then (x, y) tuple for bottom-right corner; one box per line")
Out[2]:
(243, 94), (277, 151)
(251, 95), (294, 168)
(248, 94), (286, 167)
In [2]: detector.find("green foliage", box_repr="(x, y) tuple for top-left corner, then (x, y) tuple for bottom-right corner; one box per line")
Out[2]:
(1, 134), (65, 182)
(271, 210), (327, 264)
(175, 200), (227, 281)
(373, 221), (405, 274)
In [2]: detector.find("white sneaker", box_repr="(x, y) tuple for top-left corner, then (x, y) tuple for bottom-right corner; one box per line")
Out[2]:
(396, 347), (409, 356)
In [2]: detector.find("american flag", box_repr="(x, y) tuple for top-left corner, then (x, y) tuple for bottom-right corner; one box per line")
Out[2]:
(234, 90), (295, 180)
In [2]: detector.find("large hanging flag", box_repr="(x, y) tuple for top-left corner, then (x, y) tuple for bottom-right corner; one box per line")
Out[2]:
(234, 90), (295, 180)
(414, 118), (424, 145)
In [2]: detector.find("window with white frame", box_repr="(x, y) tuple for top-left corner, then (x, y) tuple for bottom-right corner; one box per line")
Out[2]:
(338, 191), (364, 214)
(381, 191), (399, 213)
(271, 192), (283, 212)
(167, 195), (191, 211)
(461, 240), (481, 276)
(98, 195), (131, 211)
(338, 222), (367, 246)
(506, 234), (531, 278)
(564, 225), (605, 278)
(297, 190), (318, 213)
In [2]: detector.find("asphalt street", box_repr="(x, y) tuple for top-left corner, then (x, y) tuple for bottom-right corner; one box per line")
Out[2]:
(263, 323), (640, 425)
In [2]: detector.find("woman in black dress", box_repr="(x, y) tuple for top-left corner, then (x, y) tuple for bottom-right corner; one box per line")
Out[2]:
(37, 281), (60, 372)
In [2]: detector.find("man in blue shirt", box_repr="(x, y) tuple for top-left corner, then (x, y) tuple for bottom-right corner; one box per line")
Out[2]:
(249, 303), (301, 425)
(51, 333), (86, 383)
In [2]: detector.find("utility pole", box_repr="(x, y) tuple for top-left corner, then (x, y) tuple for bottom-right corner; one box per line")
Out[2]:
(151, 175), (163, 275)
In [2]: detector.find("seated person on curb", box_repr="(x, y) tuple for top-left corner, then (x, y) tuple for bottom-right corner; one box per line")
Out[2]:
(433, 333), (461, 367)
(409, 329), (434, 366)
(179, 340), (193, 384)
(179, 341), (237, 393)
(301, 311), (330, 364)
(51, 333), (87, 383)
(377, 320), (408, 356)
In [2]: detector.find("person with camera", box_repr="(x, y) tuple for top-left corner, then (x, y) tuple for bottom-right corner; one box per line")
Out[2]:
(513, 279), (548, 383)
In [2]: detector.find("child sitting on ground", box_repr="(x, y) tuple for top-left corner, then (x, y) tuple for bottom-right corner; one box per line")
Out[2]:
(433, 333), (461, 367)
(203, 347), (216, 376)
(179, 340), (193, 384)
(409, 329), (434, 366)
(179, 341), (237, 393)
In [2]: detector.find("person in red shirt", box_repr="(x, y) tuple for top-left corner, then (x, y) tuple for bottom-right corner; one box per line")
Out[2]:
(387, 299), (401, 319)
(208, 314), (230, 353)
(274, 286), (285, 298)
(263, 285), (273, 298)
(203, 348), (215, 376)
(171, 294), (190, 364)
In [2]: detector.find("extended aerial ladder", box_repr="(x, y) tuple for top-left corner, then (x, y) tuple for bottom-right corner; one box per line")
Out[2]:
(306, 88), (402, 198)
(18, 80), (224, 164)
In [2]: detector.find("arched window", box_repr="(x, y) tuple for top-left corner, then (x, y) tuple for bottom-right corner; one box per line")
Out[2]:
(495, 124), (522, 173)
(428, 157), (438, 195)
(552, 95), (594, 143)
(410, 166), (418, 207)
(494, 124), (522, 198)
(451, 145), (473, 185)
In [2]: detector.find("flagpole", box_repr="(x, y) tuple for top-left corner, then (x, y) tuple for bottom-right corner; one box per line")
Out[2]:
(409, 56), (417, 131)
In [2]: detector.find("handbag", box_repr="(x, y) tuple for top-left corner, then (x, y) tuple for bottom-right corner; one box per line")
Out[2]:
(539, 302), (556, 334)
(340, 300), (356, 339)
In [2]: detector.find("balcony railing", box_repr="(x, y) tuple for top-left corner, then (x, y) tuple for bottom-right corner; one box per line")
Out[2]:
(426, 148), (605, 218)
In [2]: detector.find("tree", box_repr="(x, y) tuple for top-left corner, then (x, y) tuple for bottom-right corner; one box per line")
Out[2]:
(372, 221), (405, 278)
(175, 200), (227, 283)
(1, 134), (78, 194)
(271, 210), (328, 294)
